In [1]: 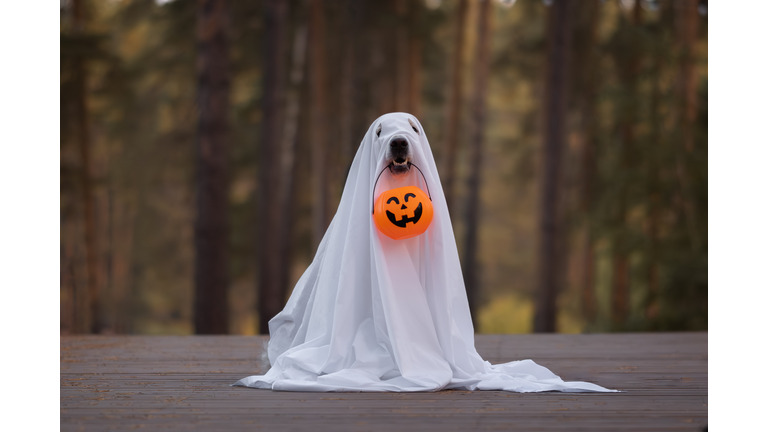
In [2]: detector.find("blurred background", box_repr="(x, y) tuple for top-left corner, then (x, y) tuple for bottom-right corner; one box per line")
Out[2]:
(60, 0), (707, 335)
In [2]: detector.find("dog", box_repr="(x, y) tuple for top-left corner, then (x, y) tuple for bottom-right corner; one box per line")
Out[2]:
(234, 113), (615, 394)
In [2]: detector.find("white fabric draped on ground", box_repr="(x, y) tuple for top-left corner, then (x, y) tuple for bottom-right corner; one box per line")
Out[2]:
(234, 113), (616, 393)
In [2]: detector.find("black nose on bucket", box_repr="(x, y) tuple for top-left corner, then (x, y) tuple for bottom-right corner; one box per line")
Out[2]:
(390, 138), (408, 149)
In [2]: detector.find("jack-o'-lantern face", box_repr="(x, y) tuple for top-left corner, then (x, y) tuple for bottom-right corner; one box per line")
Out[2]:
(373, 186), (433, 240)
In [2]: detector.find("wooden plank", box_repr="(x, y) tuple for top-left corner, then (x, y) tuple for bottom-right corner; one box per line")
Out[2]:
(61, 333), (707, 431)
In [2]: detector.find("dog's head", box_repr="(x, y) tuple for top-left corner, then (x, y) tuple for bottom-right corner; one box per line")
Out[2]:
(374, 114), (422, 177)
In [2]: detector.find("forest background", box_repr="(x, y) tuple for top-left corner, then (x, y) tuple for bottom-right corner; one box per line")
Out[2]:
(59, 0), (708, 335)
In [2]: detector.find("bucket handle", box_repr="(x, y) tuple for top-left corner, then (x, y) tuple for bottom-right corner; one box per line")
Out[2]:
(372, 162), (432, 214)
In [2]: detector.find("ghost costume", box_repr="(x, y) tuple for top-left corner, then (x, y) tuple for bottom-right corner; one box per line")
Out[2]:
(234, 113), (615, 393)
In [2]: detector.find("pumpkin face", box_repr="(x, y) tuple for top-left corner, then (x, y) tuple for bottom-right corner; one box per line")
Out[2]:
(373, 186), (433, 240)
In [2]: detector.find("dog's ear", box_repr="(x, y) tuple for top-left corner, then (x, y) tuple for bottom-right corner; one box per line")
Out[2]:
(408, 118), (419, 134)
(376, 123), (382, 137)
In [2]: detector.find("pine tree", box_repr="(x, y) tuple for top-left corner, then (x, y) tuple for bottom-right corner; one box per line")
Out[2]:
(194, 0), (231, 334)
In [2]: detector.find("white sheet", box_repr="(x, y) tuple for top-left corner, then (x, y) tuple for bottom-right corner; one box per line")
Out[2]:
(234, 113), (616, 393)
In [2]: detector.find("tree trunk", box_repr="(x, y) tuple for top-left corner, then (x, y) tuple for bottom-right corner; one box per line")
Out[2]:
(611, 2), (643, 328)
(71, 0), (100, 334)
(309, 0), (330, 252)
(373, 2), (396, 116)
(60, 232), (77, 334)
(275, 3), (308, 333)
(462, 0), (492, 329)
(673, 0), (701, 251)
(645, 12), (665, 322)
(609, 253), (629, 326)
(257, 0), (288, 334)
(394, 0), (409, 112)
(104, 179), (114, 333)
(579, 0), (600, 325)
(534, 0), (572, 333)
(194, 0), (230, 335)
(112, 199), (136, 334)
(441, 0), (468, 212)
(407, 2), (423, 119)
(277, 19), (308, 308)
(677, 0), (699, 153)
(340, 0), (360, 168)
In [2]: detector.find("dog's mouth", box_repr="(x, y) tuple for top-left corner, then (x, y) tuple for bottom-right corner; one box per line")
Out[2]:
(389, 157), (411, 175)
(386, 136), (413, 176)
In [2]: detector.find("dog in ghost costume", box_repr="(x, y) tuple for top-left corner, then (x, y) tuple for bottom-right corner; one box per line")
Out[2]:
(234, 113), (615, 393)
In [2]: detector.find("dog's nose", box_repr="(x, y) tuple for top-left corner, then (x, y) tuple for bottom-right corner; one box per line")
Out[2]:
(390, 138), (408, 149)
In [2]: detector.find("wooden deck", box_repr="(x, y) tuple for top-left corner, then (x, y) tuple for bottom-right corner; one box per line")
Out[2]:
(61, 333), (707, 431)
